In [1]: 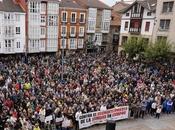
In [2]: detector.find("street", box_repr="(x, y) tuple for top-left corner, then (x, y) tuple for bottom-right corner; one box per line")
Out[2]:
(84, 114), (175, 130)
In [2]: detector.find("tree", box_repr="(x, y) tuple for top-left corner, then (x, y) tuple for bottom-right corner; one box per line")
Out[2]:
(123, 37), (148, 58)
(144, 39), (171, 61)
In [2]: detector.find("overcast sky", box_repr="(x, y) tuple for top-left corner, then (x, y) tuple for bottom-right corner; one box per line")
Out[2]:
(100, 0), (134, 6)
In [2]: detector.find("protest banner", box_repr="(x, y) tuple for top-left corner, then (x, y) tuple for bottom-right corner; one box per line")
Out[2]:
(78, 106), (129, 129)
(45, 115), (53, 123)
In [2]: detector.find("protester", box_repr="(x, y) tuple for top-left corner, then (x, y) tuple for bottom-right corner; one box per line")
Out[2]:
(0, 53), (174, 130)
(155, 105), (162, 119)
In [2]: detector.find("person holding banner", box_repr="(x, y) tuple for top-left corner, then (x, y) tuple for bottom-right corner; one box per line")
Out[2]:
(75, 110), (82, 130)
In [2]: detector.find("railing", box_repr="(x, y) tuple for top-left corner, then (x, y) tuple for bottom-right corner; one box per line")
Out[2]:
(131, 13), (142, 18)
(61, 18), (86, 24)
(129, 28), (141, 34)
(60, 32), (85, 38)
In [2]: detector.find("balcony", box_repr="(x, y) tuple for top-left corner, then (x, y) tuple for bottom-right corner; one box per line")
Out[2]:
(129, 28), (141, 34)
(131, 13), (142, 18)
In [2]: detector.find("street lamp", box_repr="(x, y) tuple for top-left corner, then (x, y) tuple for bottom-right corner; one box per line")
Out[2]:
(61, 7), (66, 82)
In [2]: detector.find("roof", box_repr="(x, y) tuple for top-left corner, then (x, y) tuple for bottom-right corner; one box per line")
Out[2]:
(111, 2), (130, 26)
(75, 0), (111, 10)
(0, 0), (24, 12)
(112, 1), (130, 12)
(121, 0), (157, 13)
(60, 0), (83, 8)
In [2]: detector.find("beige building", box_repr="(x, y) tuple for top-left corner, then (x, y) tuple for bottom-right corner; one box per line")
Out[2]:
(75, 0), (111, 52)
(153, 0), (175, 52)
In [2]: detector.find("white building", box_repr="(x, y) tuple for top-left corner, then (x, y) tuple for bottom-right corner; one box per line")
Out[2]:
(0, 0), (25, 54)
(27, 0), (59, 53)
(119, 0), (157, 52)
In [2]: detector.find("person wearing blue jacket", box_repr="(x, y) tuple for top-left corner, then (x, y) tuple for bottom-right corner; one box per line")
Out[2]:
(162, 99), (167, 113)
(166, 99), (173, 114)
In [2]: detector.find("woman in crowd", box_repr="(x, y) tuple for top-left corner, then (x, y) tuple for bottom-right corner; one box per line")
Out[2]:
(0, 53), (174, 130)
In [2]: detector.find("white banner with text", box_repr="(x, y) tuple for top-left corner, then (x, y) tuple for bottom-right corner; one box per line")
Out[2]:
(78, 106), (129, 129)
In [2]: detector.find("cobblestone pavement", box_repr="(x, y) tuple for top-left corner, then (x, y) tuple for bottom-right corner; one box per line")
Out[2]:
(84, 114), (175, 130)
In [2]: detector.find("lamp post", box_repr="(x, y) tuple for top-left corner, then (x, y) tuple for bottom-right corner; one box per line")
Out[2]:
(61, 7), (66, 82)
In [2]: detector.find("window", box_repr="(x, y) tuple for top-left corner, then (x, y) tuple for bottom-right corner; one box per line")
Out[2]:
(62, 11), (67, 22)
(162, 1), (174, 13)
(80, 13), (85, 23)
(4, 13), (13, 20)
(134, 5), (138, 13)
(30, 1), (40, 13)
(88, 20), (96, 31)
(79, 27), (84, 37)
(102, 21), (110, 32)
(145, 22), (150, 32)
(122, 36), (128, 45)
(41, 27), (46, 36)
(147, 12), (152, 16)
(40, 40), (45, 48)
(16, 42), (20, 48)
(95, 33), (102, 43)
(78, 39), (84, 48)
(126, 13), (130, 16)
(159, 19), (170, 30)
(48, 15), (58, 26)
(41, 16), (46, 24)
(41, 3), (46, 14)
(16, 27), (20, 34)
(5, 40), (8, 47)
(15, 14), (20, 21)
(113, 34), (119, 43)
(69, 39), (77, 49)
(5, 26), (14, 36)
(124, 21), (129, 30)
(61, 39), (66, 49)
(71, 12), (76, 23)
(70, 26), (76, 36)
(61, 26), (67, 37)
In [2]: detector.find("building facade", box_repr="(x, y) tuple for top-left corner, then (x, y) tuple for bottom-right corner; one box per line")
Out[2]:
(18, 0), (59, 53)
(153, 0), (175, 52)
(110, 1), (129, 52)
(119, 0), (157, 53)
(59, 0), (86, 53)
(75, 0), (111, 52)
(0, 0), (25, 54)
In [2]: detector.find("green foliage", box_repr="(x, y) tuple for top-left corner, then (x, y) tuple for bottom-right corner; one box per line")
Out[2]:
(123, 37), (148, 58)
(144, 39), (171, 61)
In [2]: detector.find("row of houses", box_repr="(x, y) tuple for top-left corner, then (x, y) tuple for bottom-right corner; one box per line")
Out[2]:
(113, 0), (175, 53)
(0, 0), (111, 54)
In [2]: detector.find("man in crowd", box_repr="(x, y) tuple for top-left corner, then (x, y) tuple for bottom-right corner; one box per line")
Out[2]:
(0, 53), (174, 130)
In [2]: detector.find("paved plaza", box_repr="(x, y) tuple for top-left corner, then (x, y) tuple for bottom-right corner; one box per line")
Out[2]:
(85, 115), (175, 130)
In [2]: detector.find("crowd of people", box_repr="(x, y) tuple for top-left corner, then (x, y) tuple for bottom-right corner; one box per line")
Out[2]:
(0, 53), (175, 130)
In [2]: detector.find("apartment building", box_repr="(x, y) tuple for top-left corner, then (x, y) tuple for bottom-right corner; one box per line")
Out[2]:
(110, 1), (129, 52)
(18, 0), (59, 53)
(153, 0), (175, 52)
(75, 0), (111, 52)
(0, 0), (25, 54)
(59, 0), (86, 52)
(119, 0), (157, 53)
